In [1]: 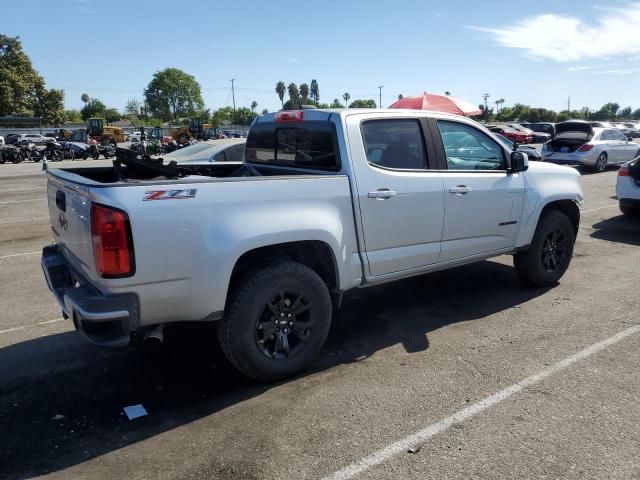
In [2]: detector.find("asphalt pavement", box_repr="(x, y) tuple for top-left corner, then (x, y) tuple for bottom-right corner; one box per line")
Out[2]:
(0, 156), (638, 480)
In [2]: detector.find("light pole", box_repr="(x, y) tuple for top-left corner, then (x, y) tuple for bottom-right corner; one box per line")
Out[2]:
(378, 85), (384, 108)
(231, 78), (236, 111)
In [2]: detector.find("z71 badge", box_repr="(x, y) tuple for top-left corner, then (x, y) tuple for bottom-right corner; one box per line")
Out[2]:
(143, 189), (197, 201)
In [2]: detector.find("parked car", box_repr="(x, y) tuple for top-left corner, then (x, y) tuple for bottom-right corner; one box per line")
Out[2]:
(41, 109), (584, 381)
(621, 122), (640, 138)
(589, 121), (615, 129)
(57, 141), (90, 159)
(542, 121), (640, 172)
(488, 125), (533, 144)
(494, 133), (541, 161)
(160, 138), (246, 164)
(11, 133), (55, 145)
(616, 157), (640, 215)
(127, 131), (143, 143)
(521, 122), (556, 139)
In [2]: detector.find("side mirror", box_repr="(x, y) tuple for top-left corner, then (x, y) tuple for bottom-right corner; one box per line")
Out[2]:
(510, 151), (528, 173)
(627, 136), (634, 141)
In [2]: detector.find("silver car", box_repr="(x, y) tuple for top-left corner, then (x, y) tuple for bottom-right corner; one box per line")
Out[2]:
(541, 121), (639, 172)
(161, 138), (246, 164)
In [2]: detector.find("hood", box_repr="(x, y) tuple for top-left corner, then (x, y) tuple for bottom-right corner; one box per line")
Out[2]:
(555, 121), (593, 136)
(527, 160), (581, 177)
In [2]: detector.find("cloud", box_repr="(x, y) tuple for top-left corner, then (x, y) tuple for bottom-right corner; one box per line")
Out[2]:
(594, 68), (640, 75)
(567, 65), (599, 71)
(470, 3), (640, 62)
(287, 57), (299, 63)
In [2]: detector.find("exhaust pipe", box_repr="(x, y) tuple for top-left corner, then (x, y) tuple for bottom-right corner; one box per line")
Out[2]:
(143, 324), (164, 345)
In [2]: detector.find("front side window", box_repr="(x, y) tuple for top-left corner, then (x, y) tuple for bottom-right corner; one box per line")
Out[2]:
(361, 119), (428, 170)
(437, 120), (504, 170)
(612, 130), (627, 141)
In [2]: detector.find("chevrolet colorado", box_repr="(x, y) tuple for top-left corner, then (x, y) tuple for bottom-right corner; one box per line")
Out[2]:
(42, 109), (583, 380)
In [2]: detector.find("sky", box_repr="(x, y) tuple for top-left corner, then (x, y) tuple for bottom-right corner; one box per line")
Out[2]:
(5, 0), (640, 114)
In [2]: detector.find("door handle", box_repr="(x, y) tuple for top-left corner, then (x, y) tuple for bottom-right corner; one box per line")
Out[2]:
(368, 189), (397, 199)
(449, 185), (472, 195)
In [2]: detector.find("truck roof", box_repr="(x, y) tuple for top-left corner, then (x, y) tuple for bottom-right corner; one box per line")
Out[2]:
(254, 108), (474, 125)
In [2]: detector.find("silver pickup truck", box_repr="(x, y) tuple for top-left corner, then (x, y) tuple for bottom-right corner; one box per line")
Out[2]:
(42, 109), (583, 380)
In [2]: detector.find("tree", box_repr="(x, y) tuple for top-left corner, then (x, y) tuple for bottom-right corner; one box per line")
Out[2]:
(445, 91), (451, 96)
(275, 81), (286, 107)
(124, 98), (141, 119)
(81, 93), (90, 104)
(64, 109), (82, 123)
(299, 83), (309, 102)
(632, 108), (640, 120)
(144, 68), (205, 121)
(233, 107), (258, 126)
(251, 100), (258, 112)
(261, 108), (269, 115)
(104, 108), (121, 124)
(0, 35), (65, 124)
(211, 106), (236, 125)
(397, 94), (403, 101)
(349, 99), (377, 108)
(310, 79), (319, 104)
(619, 106), (632, 120)
(80, 98), (106, 120)
(287, 83), (300, 109)
(343, 92), (350, 108)
(331, 98), (344, 108)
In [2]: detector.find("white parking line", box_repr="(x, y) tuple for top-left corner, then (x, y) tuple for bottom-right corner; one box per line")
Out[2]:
(0, 251), (40, 260)
(0, 186), (47, 193)
(0, 318), (64, 335)
(0, 198), (46, 205)
(323, 324), (640, 480)
(582, 203), (618, 213)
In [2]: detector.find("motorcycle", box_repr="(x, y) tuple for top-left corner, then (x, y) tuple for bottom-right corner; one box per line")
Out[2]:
(43, 140), (64, 161)
(0, 145), (24, 164)
(18, 141), (42, 162)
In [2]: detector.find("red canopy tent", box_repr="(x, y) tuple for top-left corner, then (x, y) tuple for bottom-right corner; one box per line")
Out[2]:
(389, 92), (482, 116)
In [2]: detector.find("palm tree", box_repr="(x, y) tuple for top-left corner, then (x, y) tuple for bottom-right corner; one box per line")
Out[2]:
(398, 94), (404, 101)
(251, 100), (257, 112)
(275, 81), (286, 107)
(288, 83), (300, 108)
(81, 93), (90, 104)
(445, 91), (451, 96)
(299, 83), (310, 103)
(310, 79), (319, 104)
(495, 100), (500, 114)
(343, 92), (351, 108)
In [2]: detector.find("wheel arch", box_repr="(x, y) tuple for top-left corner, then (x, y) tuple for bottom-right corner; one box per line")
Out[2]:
(226, 240), (341, 311)
(540, 199), (580, 236)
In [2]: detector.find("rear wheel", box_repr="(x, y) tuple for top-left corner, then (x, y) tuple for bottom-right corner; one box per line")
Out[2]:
(594, 152), (608, 172)
(514, 210), (576, 286)
(620, 202), (640, 217)
(218, 262), (332, 381)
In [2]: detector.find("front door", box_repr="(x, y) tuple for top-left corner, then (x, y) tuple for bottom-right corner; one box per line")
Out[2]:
(348, 116), (445, 277)
(433, 119), (525, 262)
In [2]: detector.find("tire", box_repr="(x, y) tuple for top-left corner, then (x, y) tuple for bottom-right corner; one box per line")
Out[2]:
(620, 203), (639, 217)
(218, 261), (332, 381)
(514, 210), (576, 286)
(594, 152), (608, 172)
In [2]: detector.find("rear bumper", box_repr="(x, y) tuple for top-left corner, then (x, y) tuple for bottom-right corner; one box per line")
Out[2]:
(41, 244), (139, 347)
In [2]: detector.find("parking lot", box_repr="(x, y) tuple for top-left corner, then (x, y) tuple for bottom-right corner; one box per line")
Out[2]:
(0, 156), (639, 479)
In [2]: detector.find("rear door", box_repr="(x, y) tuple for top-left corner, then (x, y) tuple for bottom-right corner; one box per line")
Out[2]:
(432, 119), (525, 262)
(347, 115), (445, 277)
(611, 129), (638, 163)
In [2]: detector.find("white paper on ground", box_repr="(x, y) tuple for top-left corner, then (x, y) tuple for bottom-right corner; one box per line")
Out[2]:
(123, 404), (148, 420)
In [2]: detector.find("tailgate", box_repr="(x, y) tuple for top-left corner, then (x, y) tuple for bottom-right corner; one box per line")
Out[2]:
(47, 174), (95, 276)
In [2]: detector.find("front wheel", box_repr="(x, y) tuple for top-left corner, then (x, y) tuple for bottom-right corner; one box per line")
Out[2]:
(218, 262), (332, 381)
(514, 210), (576, 286)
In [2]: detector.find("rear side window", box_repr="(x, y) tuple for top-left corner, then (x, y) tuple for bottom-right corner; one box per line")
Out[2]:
(245, 122), (339, 171)
(225, 143), (245, 162)
(361, 119), (428, 170)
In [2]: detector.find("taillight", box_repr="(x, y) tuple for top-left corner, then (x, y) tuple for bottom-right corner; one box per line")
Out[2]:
(91, 204), (134, 278)
(275, 111), (304, 123)
(578, 144), (594, 152)
(618, 165), (630, 176)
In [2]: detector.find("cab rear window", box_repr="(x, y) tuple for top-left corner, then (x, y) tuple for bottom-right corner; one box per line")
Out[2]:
(245, 122), (339, 171)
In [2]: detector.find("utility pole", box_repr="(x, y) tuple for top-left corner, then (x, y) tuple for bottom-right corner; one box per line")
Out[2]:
(567, 96), (571, 112)
(482, 93), (490, 118)
(378, 85), (384, 109)
(231, 78), (236, 111)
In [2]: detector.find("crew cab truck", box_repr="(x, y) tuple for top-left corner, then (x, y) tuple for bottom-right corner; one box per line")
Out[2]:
(42, 109), (583, 381)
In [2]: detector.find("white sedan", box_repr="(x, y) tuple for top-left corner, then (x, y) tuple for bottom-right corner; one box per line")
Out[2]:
(616, 158), (640, 216)
(161, 138), (246, 164)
